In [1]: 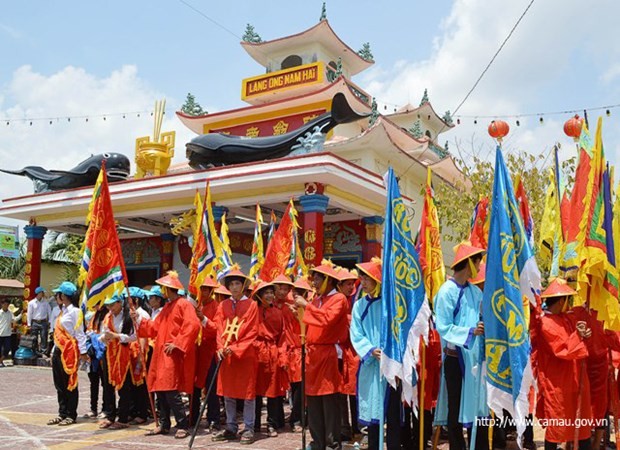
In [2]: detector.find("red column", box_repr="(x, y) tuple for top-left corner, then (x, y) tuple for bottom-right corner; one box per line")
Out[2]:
(363, 216), (384, 260)
(160, 233), (175, 274)
(299, 184), (329, 268)
(23, 225), (46, 301)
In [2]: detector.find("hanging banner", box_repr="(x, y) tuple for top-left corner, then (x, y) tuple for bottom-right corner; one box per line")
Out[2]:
(0, 225), (19, 259)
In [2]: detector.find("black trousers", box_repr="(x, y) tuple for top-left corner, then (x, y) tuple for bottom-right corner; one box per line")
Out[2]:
(545, 439), (591, 450)
(101, 356), (117, 421)
(52, 348), (78, 421)
(367, 384), (410, 450)
(340, 394), (360, 438)
(307, 393), (341, 450)
(116, 374), (133, 423)
(205, 356), (221, 423)
(159, 390), (189, 431)
(255, 396), (283, 430)
(87, 366), (102, 414)
(290, 381), (303, 426)
(130, 380), (149, 420)
(411, 408), (433, 450)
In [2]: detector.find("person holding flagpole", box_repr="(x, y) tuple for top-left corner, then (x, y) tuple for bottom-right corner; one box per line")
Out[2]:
(433, 242), (489, 450)
(294, 260), (349, 450)
(133, 271), (201, 439)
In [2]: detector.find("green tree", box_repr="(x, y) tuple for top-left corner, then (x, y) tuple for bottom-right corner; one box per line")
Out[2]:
(242, 23), (262, 43)
(44, 232), (84, 285)
(180, 93), (205, 116)
(434, 147), (553, 272)
(358, 42), (374, 62)
(0, 240), (26, 280)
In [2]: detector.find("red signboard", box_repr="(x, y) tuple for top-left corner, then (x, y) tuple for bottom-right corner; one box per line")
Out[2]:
(210, 109), (326, 137)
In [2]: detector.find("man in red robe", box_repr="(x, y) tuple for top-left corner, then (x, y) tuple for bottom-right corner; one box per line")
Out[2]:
(252, 281), (288, 437)
(190, 276), (220, 431)
(212, 267), (259, 445)
(535, 278), (592, 449)
(134, 271), (201, 439)
(294, 261), (349, 450)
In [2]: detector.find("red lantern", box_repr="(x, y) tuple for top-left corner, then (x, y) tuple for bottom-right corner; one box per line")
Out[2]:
(488, 120), (510, 142)
(563, 114), (583, 141)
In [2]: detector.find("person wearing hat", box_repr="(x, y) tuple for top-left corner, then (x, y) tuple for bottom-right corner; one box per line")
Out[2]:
(433, 242), (488, 450)
(27, 286), (51, 354)
(212, 266), (259, 445)
(133, 271), (201, 439)
(252, 280), (288, 437)
(147, 286), (166, 321)
(97, 291), (137, 429)
(334, 267), (361, 443)
(190, 276), (221, 432)
(47, 281), (88, 426)
(294, 260), (349, 450)
(214, 284), (232, 302)
(271, 273), (297, 431)
(535, 278), (594, 449)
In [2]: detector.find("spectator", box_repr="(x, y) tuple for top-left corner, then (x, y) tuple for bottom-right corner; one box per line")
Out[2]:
(0, 299), (19, 367)
(27, 286), (51, 354)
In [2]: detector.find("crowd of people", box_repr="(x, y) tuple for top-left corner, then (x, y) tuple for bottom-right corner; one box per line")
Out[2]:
(3, 239), (619, 449)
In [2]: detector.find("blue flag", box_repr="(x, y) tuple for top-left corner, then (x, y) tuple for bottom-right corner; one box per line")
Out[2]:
(380, 167), (430, 406)
(483, 147), (540, 441)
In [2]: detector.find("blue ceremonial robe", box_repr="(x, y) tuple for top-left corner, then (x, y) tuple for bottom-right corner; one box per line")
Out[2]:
(433, 279), (488, 427)
(350, 294), (386, 425)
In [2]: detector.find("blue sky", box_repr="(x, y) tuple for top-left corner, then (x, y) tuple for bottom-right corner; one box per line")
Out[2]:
(1, 0), (620, 210)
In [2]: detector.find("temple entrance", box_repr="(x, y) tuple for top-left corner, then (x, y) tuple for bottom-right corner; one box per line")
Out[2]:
(127, 265), (160, 288)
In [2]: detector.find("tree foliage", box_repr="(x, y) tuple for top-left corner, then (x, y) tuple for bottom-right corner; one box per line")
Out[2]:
(0, 240), (26, 280)
(44, 232), (84, 265)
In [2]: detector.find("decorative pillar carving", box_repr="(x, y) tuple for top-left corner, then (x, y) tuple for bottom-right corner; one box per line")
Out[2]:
(23, 225), (47, 302)
(363, 216), (384, 260)
(160, 233), (175, 273)
(299, 183), (329, 268)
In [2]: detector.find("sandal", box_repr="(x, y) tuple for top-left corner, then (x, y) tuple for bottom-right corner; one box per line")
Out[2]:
(240, 429), (255, 444)
(145, 426), (169, 436)
(109, 422), (130, 430)
(174, 429), (190, 439)
(129, 417), (147, 425)
(99, 419), (113, 429)
(47, 417), (63, 425)
(58, 418), (76, 426)
(268, 426), (278, 437)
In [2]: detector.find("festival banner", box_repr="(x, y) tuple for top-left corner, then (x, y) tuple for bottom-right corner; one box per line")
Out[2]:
(0, 225), (19, 259)
(259, 200), (298, 282)
(216, 213), (233, 280)
(249, 204), (265, 279)
(78, 163), (127, 310)
(539, 148), (565, 278)
(380, 167), (430, 407)
(469, 196), (490, 250)
(483, 146), (540, 443)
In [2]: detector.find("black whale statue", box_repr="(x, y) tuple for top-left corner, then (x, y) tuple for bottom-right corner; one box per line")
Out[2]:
(0, 152), (131, 193)
(186, 93), (369, 169)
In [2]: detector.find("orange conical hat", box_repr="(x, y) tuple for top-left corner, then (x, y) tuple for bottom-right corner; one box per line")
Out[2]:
(214, 285), (231, 297)
(251, 280), (275, 300)
(309, 259), (339, 279)
(293, 276), (312, 291)
(469, 263), (486, 285)
(201, 276), (218, 288)
(356, 257), (382, 283)
(541, 278), (577, 298)
(156, 270), (185, 290)
(220, 264), (251, 284)
(272, 274), (294, 286)
(451, 241), (485, 269)
(334, 267), (358, 282)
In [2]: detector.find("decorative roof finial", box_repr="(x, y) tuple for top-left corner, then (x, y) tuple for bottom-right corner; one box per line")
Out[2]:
(357, 42), (374, 62)
(409, 119), (423, 138)
(442, 110), (454, 126)
(335, 57), (343, 78)
(242, 23), (262, 43)
(320, 2), (327, 21)
(419, 88), (429, 106)
(369, 97), (379, 126)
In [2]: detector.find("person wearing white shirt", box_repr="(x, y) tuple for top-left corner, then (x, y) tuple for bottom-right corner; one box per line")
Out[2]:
(0, 299), (19, 367)
(147, 286), (166, 321)
(98, 292), (137, 429)
(28, 286), (51, 353)
(47, 294), (62, 356)
(47, 282), (88, 427)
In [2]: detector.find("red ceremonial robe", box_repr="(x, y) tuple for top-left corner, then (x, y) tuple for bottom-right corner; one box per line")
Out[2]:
(417, 327), (442, 410)
(303, 290), (348, 396)
(255, 304), (288, 398)
(137, 297), (201, 394)
(215, 296), (259, 400)
(194, 299), (219, 389)
(340, 294), (359, 396)
(535, 310), (592, 443)
(278, 297), (303, 384)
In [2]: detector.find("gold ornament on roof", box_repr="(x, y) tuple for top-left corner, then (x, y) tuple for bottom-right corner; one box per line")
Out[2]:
(135, 99), (175, 178)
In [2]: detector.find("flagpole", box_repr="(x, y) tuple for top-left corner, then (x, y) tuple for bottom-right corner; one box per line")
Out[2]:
(573, 280), (590, 448)
(296, 305), (307, 450)
(419, 342), (426, 450)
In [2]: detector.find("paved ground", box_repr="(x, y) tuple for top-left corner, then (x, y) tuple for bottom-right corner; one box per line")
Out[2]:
(0, 364), (568, 449)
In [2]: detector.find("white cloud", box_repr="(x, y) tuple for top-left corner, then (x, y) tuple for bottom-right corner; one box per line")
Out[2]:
(359, 0), (620, 169)
(601, 63), (620, 84)
(0, 23), (22, 40)
(0, 65), (195, 205)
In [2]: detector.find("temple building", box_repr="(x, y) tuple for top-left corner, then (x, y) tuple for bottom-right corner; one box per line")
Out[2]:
(0, 16), (464, 300)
